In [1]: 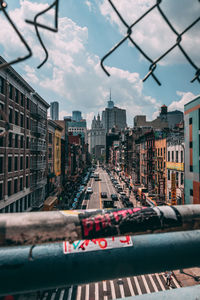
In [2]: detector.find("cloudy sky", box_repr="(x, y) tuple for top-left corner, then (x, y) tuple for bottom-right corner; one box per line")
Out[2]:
(1, 0), (200, 127)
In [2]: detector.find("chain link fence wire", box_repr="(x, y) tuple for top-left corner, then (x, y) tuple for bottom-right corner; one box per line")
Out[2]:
(101, 0), (200, 85)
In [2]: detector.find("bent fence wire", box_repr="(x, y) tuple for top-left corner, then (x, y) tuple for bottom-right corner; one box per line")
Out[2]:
(0, 0), (199, 81)
(101, 0), (200, 85)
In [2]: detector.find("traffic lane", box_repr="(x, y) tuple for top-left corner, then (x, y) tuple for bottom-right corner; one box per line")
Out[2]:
(87, 178), (101, 209)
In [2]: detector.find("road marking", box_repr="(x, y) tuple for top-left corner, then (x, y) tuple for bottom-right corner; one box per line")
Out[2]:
(155, 274), (165, 291)
(118, 279), (125, 298)
(67, 286), (73, 300)
(148, 274), (159, 292)
(95, 283), (99, 300)
(85, 284), (89, 300)
(51, 292), (56, 300)
(127, 277), (135, 296)
(76, 286), (81, 300)
(133, 276), (142, 295)
(110, 280), (116, 299)
(172, 275), (181, 288)
(103, 281), (108, 300)
(141, 275), (151, 293)
(59, 289), (65, 300)
(99, 180), (102, 209)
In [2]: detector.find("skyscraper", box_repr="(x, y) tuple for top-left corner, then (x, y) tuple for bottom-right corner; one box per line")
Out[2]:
(50, 101), (59, 120)
(72, 111), (82, 122)
(102, 94), (127, 133)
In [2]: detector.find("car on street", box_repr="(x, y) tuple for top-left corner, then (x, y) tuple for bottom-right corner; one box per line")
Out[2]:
(111, 194), (118, 201)
(86, 187), (93, 193)
(103, 200), (116, 209)
(117, 186), (123, 192)
(101, 192), (107, 198)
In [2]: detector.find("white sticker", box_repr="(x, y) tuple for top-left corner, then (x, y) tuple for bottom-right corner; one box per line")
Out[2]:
(63, 236), (133, 254)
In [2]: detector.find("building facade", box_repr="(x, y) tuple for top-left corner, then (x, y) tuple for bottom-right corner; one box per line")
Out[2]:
(88, 114), (106, 157)
(184, 95), (200, 204)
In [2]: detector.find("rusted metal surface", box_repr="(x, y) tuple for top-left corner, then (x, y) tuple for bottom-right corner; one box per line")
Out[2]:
(0, 205), (200, 247)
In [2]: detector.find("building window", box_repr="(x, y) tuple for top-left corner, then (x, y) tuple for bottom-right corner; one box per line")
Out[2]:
(0, 135), (3, 147)
(8, 157), (12, 172)
(15, 134), (18, 148)
(0, 182), (3, 200)
(20, 177), (23, 191)
(176, 172), (179, 186)
(26, 156), (29, 168)
(189, 141), (193, 148)
(176, 151), (178, 163)
(20, 156), (23, 170)
(190, 189), (193, 196)
(8, 181), (12, 196)
(9, 108), (13, 123)
(181, 150), (183, 163)
(14, 178), (18, 193)
(189, 117), (192, 125)
(158, 148), (159, 156)
(15, 111), (18, 125)
(26, 175), (29, 188)
(20, 114), (24, 128)
(20, 136), (23, 148)
(26, 117), (29, 129)
(49, 133), (52, 144)
(161, 148), (162, 156)
(8, 133), (12, 147)
(181, 172), (184, 185)
(27, 98), (30, 110)
(168, 170), (170, 180)
(15, 89), (19, 103)
(190, 165), (193, 172)
(21, 94), (24, 107)
(26, 137), (29, 149)
(14, 156), (18, 171)
(0, 157), (3, 174)
(0, 103), (4, 120)
(9, 84), (13, 99)
(168, 151), (170, 162)
(0, 77), (4, 94)
(172, 151), (174, 162)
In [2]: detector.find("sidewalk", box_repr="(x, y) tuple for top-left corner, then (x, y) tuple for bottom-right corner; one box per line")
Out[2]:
(173, 267), (200, 287)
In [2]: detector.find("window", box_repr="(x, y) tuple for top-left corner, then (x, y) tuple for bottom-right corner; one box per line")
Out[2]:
(26, 137), (29, 149)
(0, 103), (4, 120)
(14, 178), (18, 193)
(0, 182), (3, 200)
(21, 94), (24, 107)
(181, 173), (184, 185)
(27, 98), (30, 110)
(15, 134), (18, 148)
(14, 156), (18, 171)
(168, 170), (170, 180)
(189, 141), (193, 148)
(26, 117), (29, 129)
(9, 84), (13, 99)
(26, 156), (29, 168)
(20, 136), (23, 148)
(0, 77), (4, 94)
(20, 156), (23, 170)
(8, 133), (12, 147)
(190, 189), (193, 196)
(20, 114), (24, 128)
(15, 89), (19, 103)
(9, 108), (13, 123)
(172, 151), (174, 162)
(168, 151), (170, 162)
(8, 181), (12, 196)
(161, 148), (162, 156)
(158, 148), (159, 156)
(176, 151), (178, 163)
(20, 177), (23, 191)
(0, 157), (3, 173)
(15, 110), (18, 125)
(26, 175), (29, 188)
(164, 147), (165, 158)
(0, 135), (3, 147)
(176, 172), (179, 186)
(49, 133), (52, 144)
(181, 150), (183, 163)
(190, 165), (193, 172)
(189, 117), (192, 125)
(8, 157), (12, 172)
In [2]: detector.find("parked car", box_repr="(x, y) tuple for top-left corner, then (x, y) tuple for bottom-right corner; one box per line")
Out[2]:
(117, 186), (123, 192)
(111, 194), (118, 201)
(101, 192), (107, 198)
(86, 187), (93, 193)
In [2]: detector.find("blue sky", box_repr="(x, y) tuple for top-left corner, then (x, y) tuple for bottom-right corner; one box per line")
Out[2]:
(1, 0), (200, 127)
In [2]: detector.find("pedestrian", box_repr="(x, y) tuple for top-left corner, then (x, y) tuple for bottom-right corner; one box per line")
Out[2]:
(165, 271), (172, 287)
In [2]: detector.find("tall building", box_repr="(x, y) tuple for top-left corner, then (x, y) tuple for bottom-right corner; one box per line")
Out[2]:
(50, 101), (59, 120)
(184, 95), (200, 204)
(102, 96), (127, 133)
(72, 111), (82, 122)
(88, 114), (106, 157)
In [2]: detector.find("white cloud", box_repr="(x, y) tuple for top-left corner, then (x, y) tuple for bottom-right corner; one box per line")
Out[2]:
(168, 91), (199, 112)
(85, 1), (93, 12)
(98, 0), (200, 66)
(59, 110), (71, 120)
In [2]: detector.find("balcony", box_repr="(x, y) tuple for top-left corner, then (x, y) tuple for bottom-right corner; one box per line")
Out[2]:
(30, 142), (46, 152)
(30, 177), (47, 189)
(31, 124), (46, 136)
(30, 104), (46, 120)
(30, 161), (46, 170)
